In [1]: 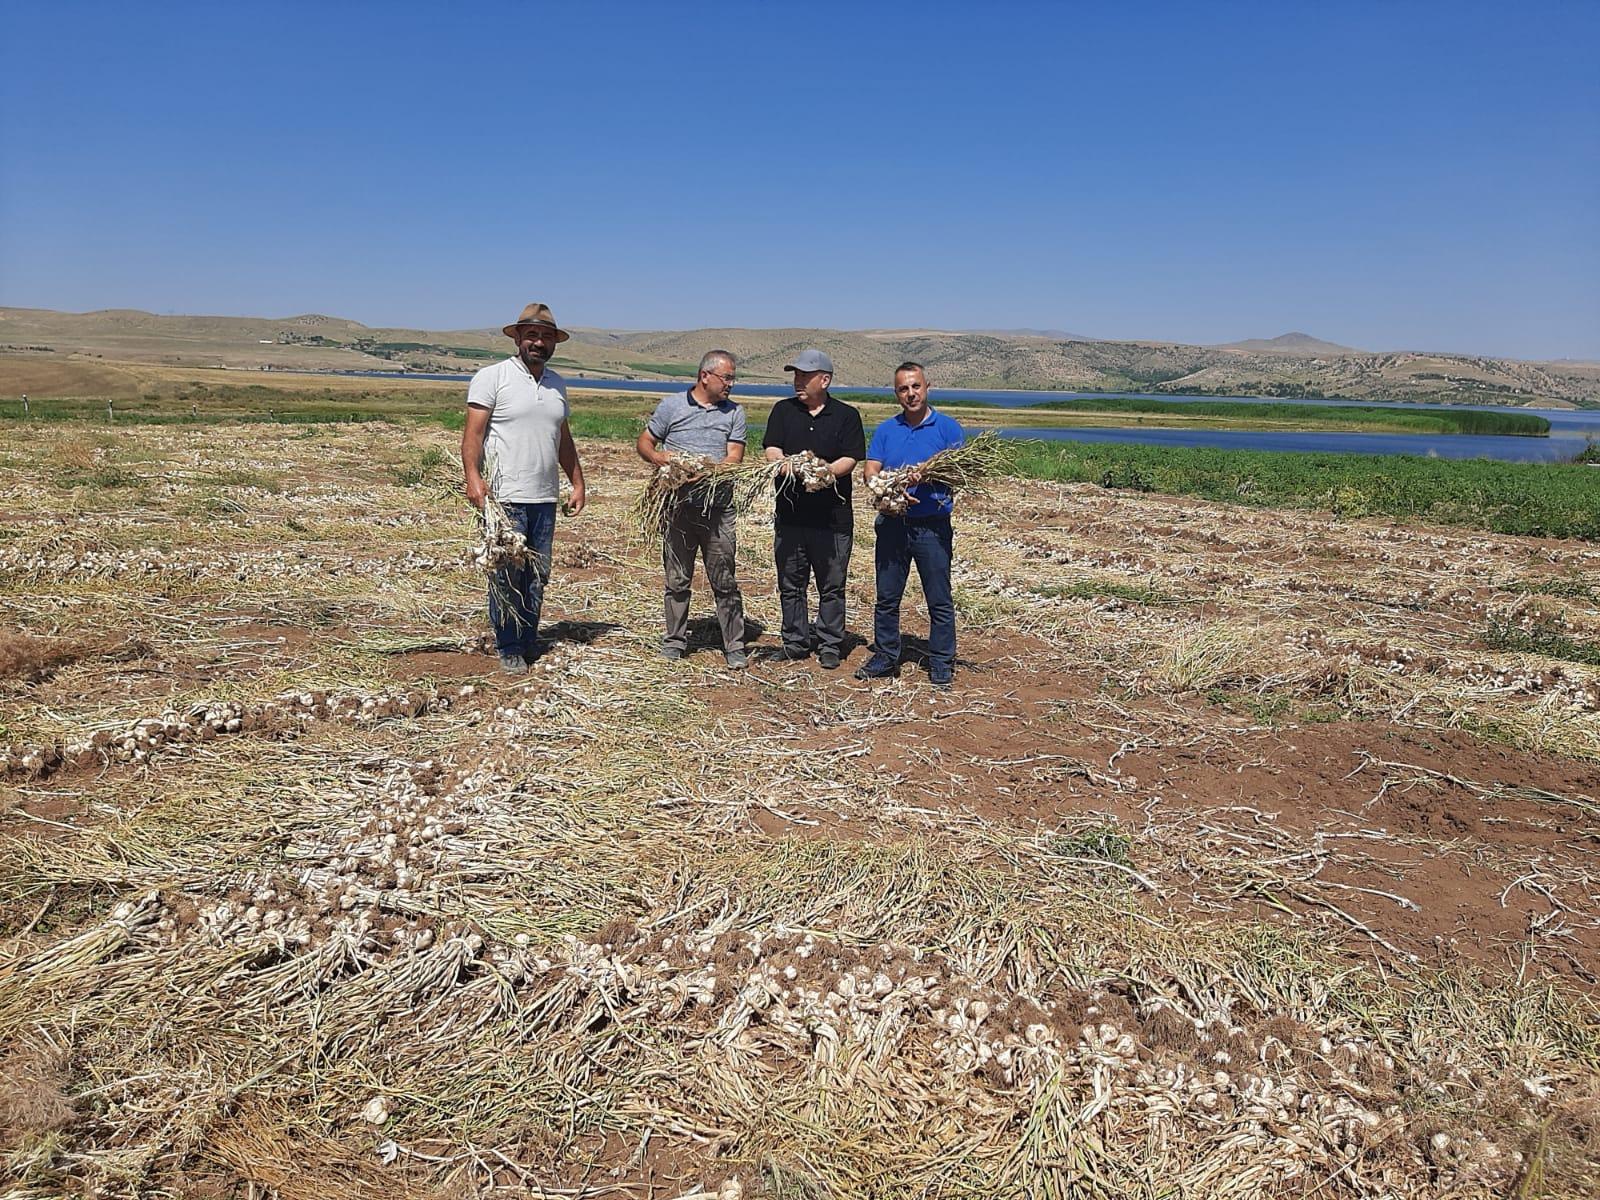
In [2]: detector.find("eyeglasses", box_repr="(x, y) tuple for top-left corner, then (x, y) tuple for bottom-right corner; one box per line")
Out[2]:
(704, 370), (736, 385)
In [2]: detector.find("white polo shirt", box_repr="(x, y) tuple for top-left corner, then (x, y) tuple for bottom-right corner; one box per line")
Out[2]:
(466, 358), (569, 503)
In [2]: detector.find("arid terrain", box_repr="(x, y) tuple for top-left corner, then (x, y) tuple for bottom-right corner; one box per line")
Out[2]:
(5, 305), (1598, 407)
(2, 419), (1598, 1198)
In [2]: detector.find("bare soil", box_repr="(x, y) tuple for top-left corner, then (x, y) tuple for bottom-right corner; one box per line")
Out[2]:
(5, 425), (1598, 1198)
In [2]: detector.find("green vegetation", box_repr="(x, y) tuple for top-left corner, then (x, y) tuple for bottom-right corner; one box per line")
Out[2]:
(1202, 686), (1346, 727)
(1047, 823), (1133, 866)
(432, 406), (645, 442)
(625, 361), (698, 378)
(389, 446), (451, 487)
(1027, 396), (1550, 436)
(354, 339), (499, 360)
(1003, 439), (1600, 539)
(1168, 380), (1542, 406)
(1, 386), (449, 425)
(271, 332), (499, 360)
(1168, 382), (1362, 401)
(1505, 577), (1597, 602)
(53, 463), (144, 489)
(1483, 611), (1600, 667)
(0, 384), (661, 444)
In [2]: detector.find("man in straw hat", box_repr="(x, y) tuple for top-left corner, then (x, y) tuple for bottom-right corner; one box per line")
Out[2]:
(461, 302), (587, 674)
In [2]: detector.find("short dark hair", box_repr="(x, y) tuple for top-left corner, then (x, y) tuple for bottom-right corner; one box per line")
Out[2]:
(893, 361), (926, 379)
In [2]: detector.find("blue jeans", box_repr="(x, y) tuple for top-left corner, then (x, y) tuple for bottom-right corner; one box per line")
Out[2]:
(872, 513), (955, 672)
(488, 502), (556, 657)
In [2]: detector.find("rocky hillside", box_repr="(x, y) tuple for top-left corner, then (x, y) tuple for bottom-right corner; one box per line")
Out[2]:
(3, 306), (1596, 406)
(574, 325), (1600, 407)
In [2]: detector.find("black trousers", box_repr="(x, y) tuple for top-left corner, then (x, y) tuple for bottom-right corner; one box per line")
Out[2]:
(773, 522), (852, 654)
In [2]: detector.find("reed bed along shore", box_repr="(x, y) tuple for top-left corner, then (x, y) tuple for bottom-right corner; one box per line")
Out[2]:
(3, 417), (1599, 1198)
(1018, 397), (1554, 437)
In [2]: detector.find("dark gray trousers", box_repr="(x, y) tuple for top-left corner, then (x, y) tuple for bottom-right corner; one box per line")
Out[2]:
(663, 499), (745, 654)
(773, 523), (852, 654)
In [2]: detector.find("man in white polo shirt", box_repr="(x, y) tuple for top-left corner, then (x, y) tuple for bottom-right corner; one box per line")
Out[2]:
(461, 302), (587, 674)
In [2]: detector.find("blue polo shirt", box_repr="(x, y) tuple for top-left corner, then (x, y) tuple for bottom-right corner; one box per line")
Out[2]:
(866, 407), (966, 517)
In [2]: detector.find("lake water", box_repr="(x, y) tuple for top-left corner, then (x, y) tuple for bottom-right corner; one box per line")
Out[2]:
(992, 425), (1592, 463)
(352, 371), (1600, 464)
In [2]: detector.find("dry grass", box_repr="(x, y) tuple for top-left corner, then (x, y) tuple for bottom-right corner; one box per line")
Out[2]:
(3, 419), (1599, 1198)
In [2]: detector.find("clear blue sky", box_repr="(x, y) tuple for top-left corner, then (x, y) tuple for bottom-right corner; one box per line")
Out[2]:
(3, 1), (1597, 359)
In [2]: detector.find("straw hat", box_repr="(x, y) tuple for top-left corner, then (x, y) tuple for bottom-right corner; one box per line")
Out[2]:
(501, 302), (570, 342)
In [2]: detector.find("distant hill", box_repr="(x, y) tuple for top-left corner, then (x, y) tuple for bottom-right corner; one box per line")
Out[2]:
(963, 328), (1101, 342)
(1217, 332), (1361, 356)
(2, 306), (1596, 408)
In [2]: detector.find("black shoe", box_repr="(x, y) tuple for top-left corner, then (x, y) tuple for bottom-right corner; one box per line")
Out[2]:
(781, 645), (811, 660)
(854, 655), (899, 680)
(929, 670), (954, 690)
(818, 650), (840, 670)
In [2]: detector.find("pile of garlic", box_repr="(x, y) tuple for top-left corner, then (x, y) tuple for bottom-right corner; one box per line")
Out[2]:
(73, 741), (1539, 1193)
(1305, 631), (1598, 711)
(1, 542), (461, 583)
(145, 760), (480, 959)
(494, 923), (1526, 1192)
(3, 545), (174, 578)
(1, 685), (477, 779)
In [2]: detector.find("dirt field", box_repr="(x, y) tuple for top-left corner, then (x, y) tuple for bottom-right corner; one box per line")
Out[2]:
(2, 421), (1598, 1198)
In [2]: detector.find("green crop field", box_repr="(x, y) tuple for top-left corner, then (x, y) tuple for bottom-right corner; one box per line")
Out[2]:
(1003, 438), (1600, 539)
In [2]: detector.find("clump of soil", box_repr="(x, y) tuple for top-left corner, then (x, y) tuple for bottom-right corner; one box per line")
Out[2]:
(0, 634), (148, 684)
(0, 634), (84, 683)
(0, 1040), (76, 1147)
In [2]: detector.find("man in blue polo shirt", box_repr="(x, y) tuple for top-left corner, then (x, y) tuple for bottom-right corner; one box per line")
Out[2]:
(857, 362), (965, 688)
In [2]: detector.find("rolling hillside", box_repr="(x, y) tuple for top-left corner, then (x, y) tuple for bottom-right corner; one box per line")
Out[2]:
(3, 306), (1596, 407)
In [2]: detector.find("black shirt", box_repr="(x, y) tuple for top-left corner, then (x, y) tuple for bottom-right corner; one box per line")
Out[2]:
(761, 393), (867, 532)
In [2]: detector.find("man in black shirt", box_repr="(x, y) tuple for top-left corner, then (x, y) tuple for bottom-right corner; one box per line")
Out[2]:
(761, 348), (867, 669)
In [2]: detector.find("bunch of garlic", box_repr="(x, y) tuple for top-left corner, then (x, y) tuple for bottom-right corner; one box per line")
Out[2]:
(466, 497), (535, 573)
(789, 450), (836, 493)
(866, 468), (914, 515)
(657, 453), (715, 488)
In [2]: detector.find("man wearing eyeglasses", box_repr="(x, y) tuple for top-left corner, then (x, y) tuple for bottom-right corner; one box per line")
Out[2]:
(637, 350), (749, 668)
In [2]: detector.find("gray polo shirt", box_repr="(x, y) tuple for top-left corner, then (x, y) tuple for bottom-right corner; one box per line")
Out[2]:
(645, 389), (746, 459)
